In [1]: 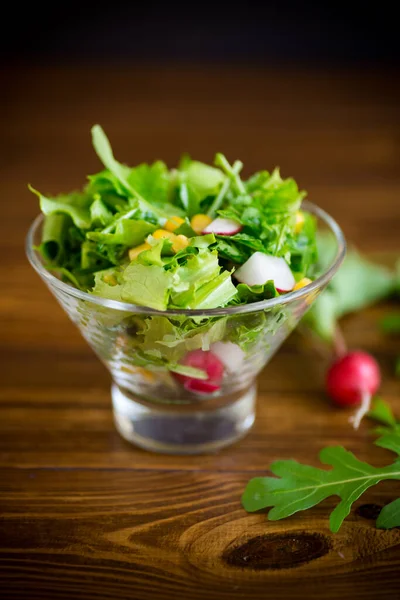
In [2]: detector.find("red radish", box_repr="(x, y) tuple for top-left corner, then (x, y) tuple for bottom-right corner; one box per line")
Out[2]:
(174, 349), (224, 395)
(234, 252), (295, 292)
(326, 350), (381, 429)
(202, 217), (242, 236)
(211, 341), (245, 372)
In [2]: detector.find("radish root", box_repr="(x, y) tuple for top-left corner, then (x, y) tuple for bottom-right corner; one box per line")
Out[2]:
(349, 390), (371, 430)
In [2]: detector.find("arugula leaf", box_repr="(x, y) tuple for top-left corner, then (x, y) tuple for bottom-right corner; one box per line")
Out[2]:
(381, 314), (400, 335)
(29, 186), (92, 229)
(303, 236), (397, 341)
(242, 444), (400, 533)
(376, 498), (400, 529)
(368, 397), (397, 427)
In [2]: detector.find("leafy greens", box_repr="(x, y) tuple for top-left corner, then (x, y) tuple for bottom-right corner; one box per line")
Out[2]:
(242, 398), (400, 532)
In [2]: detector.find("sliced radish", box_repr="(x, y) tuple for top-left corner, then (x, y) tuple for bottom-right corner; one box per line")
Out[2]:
(202, 217), (242, 236)
(211, 341), (245, 372)
(173, 349), (224, 395)
(184, 379), (221, 394)
(234, 252), (295, 292)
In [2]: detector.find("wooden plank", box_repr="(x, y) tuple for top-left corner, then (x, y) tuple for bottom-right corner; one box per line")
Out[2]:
(1, 468), (400, 600)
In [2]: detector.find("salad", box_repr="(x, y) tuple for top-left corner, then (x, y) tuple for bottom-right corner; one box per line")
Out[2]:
(30, 125), (318, 395)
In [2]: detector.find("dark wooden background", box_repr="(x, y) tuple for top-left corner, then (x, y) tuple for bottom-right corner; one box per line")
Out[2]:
(1, 65), (399, 599)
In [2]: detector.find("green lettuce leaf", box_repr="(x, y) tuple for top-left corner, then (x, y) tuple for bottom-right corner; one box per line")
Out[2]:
(87, 218), (156, 246)
(177, 155), (226, 216)
(91, 125), (180, 219)
(134, 315), (227, 363)
(39, 213), (71, 262)
(121, 263), (173, 310)
(29, 186), (92, 229)
(91, 270), (124, 300)
(90, 197), (114, 227)
(235, 280), (278, 303)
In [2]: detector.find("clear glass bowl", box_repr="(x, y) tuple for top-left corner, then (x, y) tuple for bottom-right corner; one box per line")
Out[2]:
(26, 201), (346, 454)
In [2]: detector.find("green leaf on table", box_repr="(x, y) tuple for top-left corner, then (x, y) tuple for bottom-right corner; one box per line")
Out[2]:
(242, 445), (400, 533)
(381, 314), (400, 335)
(376, 498), (400, 529)
(375, 429), (400, 456)
(368, 397), (397, 428)
(303, 236), (397, 342)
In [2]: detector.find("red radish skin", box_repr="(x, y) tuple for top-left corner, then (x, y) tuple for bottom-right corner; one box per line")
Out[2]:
(326, 351), (381, 429)
(234, 252), (295, 292)
(174, 349), (224, 395)
(202, 217), (242, 236)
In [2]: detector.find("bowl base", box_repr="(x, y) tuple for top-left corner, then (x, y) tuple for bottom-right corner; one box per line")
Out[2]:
(112, 383), (256, 455)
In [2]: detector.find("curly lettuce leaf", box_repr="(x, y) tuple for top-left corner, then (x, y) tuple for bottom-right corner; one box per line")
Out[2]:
(29, 186), (92, 229)
(120, 263), (173, 310)
(134, 315), (227, 363)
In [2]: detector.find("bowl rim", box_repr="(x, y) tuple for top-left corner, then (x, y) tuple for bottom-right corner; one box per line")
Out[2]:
(26, 200), (346, 316)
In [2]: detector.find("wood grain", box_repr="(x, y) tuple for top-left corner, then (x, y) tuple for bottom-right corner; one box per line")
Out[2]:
(0, 64), (400, 599)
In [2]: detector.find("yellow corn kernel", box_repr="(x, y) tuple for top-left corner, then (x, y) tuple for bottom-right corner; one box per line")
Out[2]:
(103, 273), (117, 286)
(128, 242), (151, 261)
(151, 229), (177, 241)
(120, 365), (155, 382)
(172, 234), (190, 253)
(191, 213), (212, 234)
(165, 216), (185, 232)
(293, 277), (312, 291)
(294, 211), (305, 234)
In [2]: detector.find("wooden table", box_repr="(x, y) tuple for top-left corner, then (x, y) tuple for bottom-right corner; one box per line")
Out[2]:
(1, 65), (399, 599)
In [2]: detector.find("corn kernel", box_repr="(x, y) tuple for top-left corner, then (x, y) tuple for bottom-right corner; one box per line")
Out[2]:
(293, 277), (312, 291)
(151, 229), (177, 241)
(294, 211), (305, 234)
(191, 213), (212, 234)
(128, 242), (151, 261)
(172, 234), (190, 253)
(165, 216), (185, 232)
(120, 365), (155, 382)
(103, 273), (117, 286)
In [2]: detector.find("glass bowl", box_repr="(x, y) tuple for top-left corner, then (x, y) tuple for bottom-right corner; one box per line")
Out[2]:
(26, 201), (346, 454)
